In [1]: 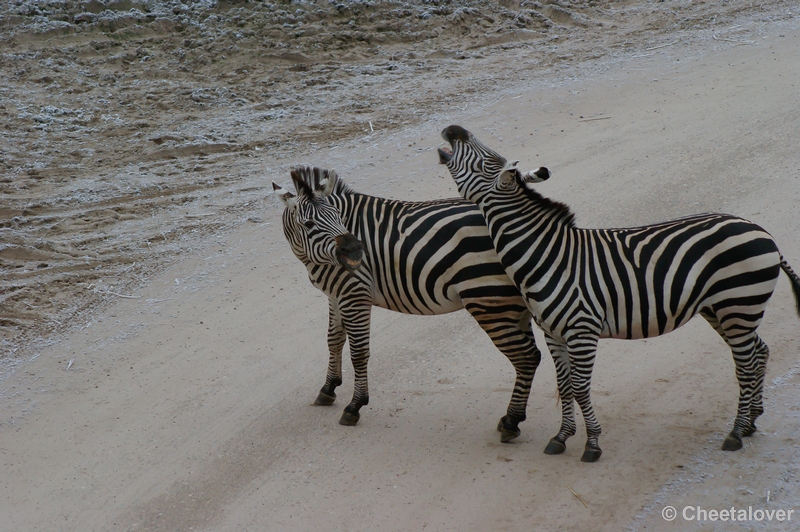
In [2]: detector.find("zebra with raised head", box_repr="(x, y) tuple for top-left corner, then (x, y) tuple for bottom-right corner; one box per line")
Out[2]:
(273, 166), (544, 442)
(438, 125), (800, 462)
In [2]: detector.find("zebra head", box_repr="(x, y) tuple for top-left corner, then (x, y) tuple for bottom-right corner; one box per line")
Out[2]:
(273, 166), (364, 272)
(438, 125), (550, 201)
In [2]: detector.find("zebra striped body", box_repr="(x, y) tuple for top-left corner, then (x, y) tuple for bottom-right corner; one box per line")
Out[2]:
(274, 166), (543, 441)
(515, 212), (782, 342)
(438, 125), (800, 461)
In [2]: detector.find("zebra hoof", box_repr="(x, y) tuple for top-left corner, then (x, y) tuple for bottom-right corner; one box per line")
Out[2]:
(500, 427), (521, 443)
(722, 434), (743, 451)
(339, 410), (360, 426)
(543, 437), (566, 455)
(496, 417), (521, 442)
(743, 424), (757, 437)
(314, 391), (337, 406)
(580, 446), (602, 463)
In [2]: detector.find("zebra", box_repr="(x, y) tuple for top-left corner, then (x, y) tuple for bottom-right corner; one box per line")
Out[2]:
(272, 165), (544, 442)
(437, 124), (800, 462)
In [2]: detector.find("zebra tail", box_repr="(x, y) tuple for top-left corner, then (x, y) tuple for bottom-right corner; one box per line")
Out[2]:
(780, 255), (800, 317)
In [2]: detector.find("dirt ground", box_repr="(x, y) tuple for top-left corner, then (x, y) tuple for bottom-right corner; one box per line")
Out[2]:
(2, 1), (800, 530)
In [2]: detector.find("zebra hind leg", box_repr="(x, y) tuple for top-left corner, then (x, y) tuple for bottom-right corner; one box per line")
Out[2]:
(744, 335), (769, 437)
(721, 349), (757, 452)
(496, 317), (543, 442)
(465, 303), (542, 443)
(496, 344), (540, 443)
(700, 310), (761, 451)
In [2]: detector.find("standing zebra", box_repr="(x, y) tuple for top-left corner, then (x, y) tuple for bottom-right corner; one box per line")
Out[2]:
(273, 166), (544, 442)
(438, 125), (800, 462)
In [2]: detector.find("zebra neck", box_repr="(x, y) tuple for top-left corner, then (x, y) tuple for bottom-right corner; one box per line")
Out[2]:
(328, 190), (412, 236)
(328, 190), (369, 233)
(480, 192), (576, 290)
(305, 261), (369, 299)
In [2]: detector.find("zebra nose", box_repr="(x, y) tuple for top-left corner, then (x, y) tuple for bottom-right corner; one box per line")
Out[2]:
(336, 233), (363, 254)
(441, 125), (471, 144)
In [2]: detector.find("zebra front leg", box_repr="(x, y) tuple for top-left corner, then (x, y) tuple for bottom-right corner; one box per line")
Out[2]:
(543, 336), (577, 455)
(566, 335), (603, 462)
(315, 298), (347, 406)
(338, 300), (372, 426)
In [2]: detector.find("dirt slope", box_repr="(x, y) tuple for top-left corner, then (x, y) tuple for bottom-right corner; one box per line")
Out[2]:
(2, 0), (794, 353)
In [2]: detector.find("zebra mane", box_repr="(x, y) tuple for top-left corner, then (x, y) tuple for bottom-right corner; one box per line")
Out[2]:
(514, 171), (576, 228)
(290, 166), (354, 197)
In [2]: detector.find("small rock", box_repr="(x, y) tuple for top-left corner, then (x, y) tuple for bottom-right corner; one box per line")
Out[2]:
(79, 0), (106, 14)
(73, 13), (95, 24)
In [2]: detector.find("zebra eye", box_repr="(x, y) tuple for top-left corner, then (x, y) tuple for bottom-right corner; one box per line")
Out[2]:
(303, 220), (316, 229)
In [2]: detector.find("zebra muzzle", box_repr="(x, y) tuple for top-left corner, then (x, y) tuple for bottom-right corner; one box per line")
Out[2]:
(335, 233), (364, 272)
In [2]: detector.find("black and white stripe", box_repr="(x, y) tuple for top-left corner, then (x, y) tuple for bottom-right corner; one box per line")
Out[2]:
(438, 125), (800, 461)
(274, 166), (544, 441)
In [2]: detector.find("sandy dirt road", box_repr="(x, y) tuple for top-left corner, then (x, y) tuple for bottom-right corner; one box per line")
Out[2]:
(2, 10), (800, 532)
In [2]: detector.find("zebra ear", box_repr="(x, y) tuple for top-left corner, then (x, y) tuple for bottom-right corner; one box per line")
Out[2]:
(498, 160), (520, 189)
(520, 167), (551, 184)
(318, 169), (338, 197)
(273, 182), (297, 209)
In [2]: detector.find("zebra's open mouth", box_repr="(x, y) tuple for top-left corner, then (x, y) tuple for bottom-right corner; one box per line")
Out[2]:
(337, 254), (362, 272)
(438, 145), (453, 164)
(334, 233), (365, 272)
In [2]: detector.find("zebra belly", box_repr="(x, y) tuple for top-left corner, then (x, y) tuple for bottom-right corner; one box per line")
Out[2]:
(599, 321), (684, 341)
(371, 293), (464, 315)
